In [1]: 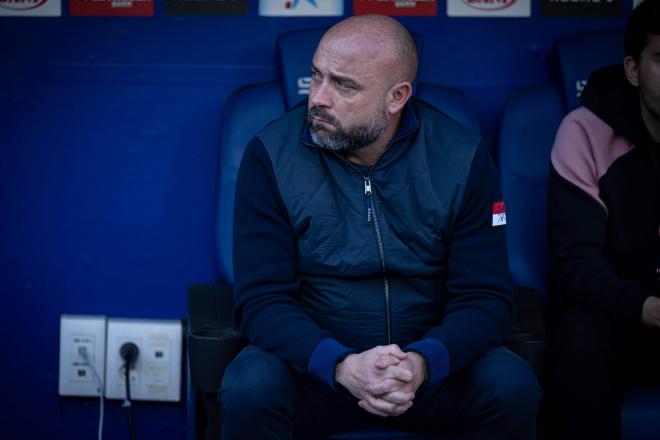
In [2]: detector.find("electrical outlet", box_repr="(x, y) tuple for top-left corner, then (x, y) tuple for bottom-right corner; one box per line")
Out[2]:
(58, 315), (107, 397)
(105, 318), (182, 402)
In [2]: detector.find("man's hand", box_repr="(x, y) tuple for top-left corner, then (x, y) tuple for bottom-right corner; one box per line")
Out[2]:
(642, 296), (660, 327)
(360, 351), (427, 416)
(335, 345), (413, 417)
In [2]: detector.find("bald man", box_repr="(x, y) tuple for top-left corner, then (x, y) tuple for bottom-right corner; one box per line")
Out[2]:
(222, 15), (540, 439)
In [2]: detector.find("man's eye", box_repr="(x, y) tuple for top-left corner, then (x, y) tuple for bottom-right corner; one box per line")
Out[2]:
(336, 81), (352, 90)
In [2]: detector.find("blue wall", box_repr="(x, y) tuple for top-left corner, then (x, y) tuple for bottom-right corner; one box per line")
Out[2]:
(0, 1), (629, 438)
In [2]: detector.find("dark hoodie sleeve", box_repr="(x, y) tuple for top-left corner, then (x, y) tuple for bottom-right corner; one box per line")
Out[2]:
(408, 142), (514, 384)
(548, 113), (650, 326)
(233, 137), (351, 386)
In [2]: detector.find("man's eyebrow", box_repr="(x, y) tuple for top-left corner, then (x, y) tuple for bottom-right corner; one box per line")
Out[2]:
(310, 64), (361, 88)
(328, 73), (360, 88)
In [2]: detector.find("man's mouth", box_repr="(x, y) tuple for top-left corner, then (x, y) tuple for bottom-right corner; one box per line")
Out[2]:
(312, 115), (333, 126)
(309, 107), (337, 128)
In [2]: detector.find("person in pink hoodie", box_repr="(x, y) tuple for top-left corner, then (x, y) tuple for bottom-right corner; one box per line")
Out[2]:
(544, 1), (660, 439)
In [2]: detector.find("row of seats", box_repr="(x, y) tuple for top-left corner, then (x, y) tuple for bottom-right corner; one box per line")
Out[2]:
(189, 28), (660, 440)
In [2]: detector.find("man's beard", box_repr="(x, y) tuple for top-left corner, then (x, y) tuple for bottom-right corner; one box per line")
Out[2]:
(307, 106), (388, 153)
(639, 77), (660, 143)
(640, 88), (660, 123)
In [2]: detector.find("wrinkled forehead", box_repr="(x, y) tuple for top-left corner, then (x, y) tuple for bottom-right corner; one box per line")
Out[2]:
(313, 32), (395, 80)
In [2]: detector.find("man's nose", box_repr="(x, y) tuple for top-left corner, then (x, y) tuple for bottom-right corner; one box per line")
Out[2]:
(309, 81), (332, 108)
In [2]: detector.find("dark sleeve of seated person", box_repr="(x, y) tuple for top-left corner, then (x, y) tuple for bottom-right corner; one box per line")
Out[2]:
(232, 137), (349, 380)
(547, 84), (660, 328)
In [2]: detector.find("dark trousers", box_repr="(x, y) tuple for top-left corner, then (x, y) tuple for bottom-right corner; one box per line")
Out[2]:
(220, 345), (541, 440)
(543, 309), (660, 440)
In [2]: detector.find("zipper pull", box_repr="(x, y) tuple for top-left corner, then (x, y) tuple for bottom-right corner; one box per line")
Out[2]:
(364, 177), (373, 223)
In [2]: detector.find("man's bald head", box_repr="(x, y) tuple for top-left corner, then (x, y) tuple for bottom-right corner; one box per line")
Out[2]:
(320, 14), (419, 86)
(307, 15), (417, 156)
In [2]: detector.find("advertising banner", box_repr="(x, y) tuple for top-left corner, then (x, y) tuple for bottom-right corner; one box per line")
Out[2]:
(166, 0), (248, 15)
(70, 0), (154, 16)
(353, 0), (438, 16)
(541, 0), (622, 17)
(0, 0), (61, 16)
(447, 0), (531, 17)
(259, 0), (343, 17)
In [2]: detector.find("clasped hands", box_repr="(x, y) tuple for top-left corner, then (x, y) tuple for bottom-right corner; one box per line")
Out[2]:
(642, 296), (660, 327)
(334, 344), (427, 417)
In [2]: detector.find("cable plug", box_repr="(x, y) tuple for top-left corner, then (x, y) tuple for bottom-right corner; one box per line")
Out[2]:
(120, 342), (139, 369)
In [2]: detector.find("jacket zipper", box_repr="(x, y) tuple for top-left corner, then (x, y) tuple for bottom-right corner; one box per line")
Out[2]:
(331, 157), (395, 345)
(302, 126), (419, 345)
(364, 176), (392, 344)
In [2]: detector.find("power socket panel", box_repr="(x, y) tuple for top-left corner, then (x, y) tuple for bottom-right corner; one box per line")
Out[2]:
(58, 315), (107, 397)
(105, 318), (182, 402)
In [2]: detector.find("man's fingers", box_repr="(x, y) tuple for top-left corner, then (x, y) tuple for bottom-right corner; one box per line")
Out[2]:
(375, 354), (401, 370)
(388, 400), (413, 416)
(365, 378), (404, 395)
(380, 391), (415, 405)
(382, 365), (413, 382)
(358, 399), (390, 418)
(394, 400), (413, 416)
(365, 380), (394, 396)
(380, 344), (408, 360)
(365, 380), (415, 404)
(360, 397), (413, 417)
(363, 394), (400, 416)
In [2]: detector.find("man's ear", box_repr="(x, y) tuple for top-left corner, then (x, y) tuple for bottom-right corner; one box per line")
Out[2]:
(624, 55), (640, 87)
(387, 82), (413, 115)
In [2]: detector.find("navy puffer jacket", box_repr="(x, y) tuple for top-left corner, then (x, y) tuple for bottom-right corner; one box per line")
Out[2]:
(233, 99), (513, 388)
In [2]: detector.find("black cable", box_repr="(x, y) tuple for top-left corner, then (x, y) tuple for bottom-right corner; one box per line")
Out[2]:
(124, 361), (136, 440)
(120, 343), (139, 440)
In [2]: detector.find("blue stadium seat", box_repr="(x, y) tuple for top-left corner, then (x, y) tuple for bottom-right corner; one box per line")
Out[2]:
(416, 83), (480, 134)
(554, 30), (624, 111)
(621, 387), (660, 440)
(498, 30), (660, 439)
(498, 85), (564, 303)
(198, 27), (483, 440)
(276, 28), (326, 110)
(216, 82), (285, 283)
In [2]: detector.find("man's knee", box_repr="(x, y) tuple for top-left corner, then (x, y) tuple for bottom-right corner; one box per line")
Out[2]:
(471, 347), (542, 420)
(220, 345), (297, 421)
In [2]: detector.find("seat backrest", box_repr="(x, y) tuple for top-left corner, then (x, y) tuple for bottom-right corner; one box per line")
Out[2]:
(497, 85), (565, 301)
(554, 30), (624, 111)
(216, 83), (285, 282)
(276, 28), (327, 110)
(416, 83), (480, 134)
